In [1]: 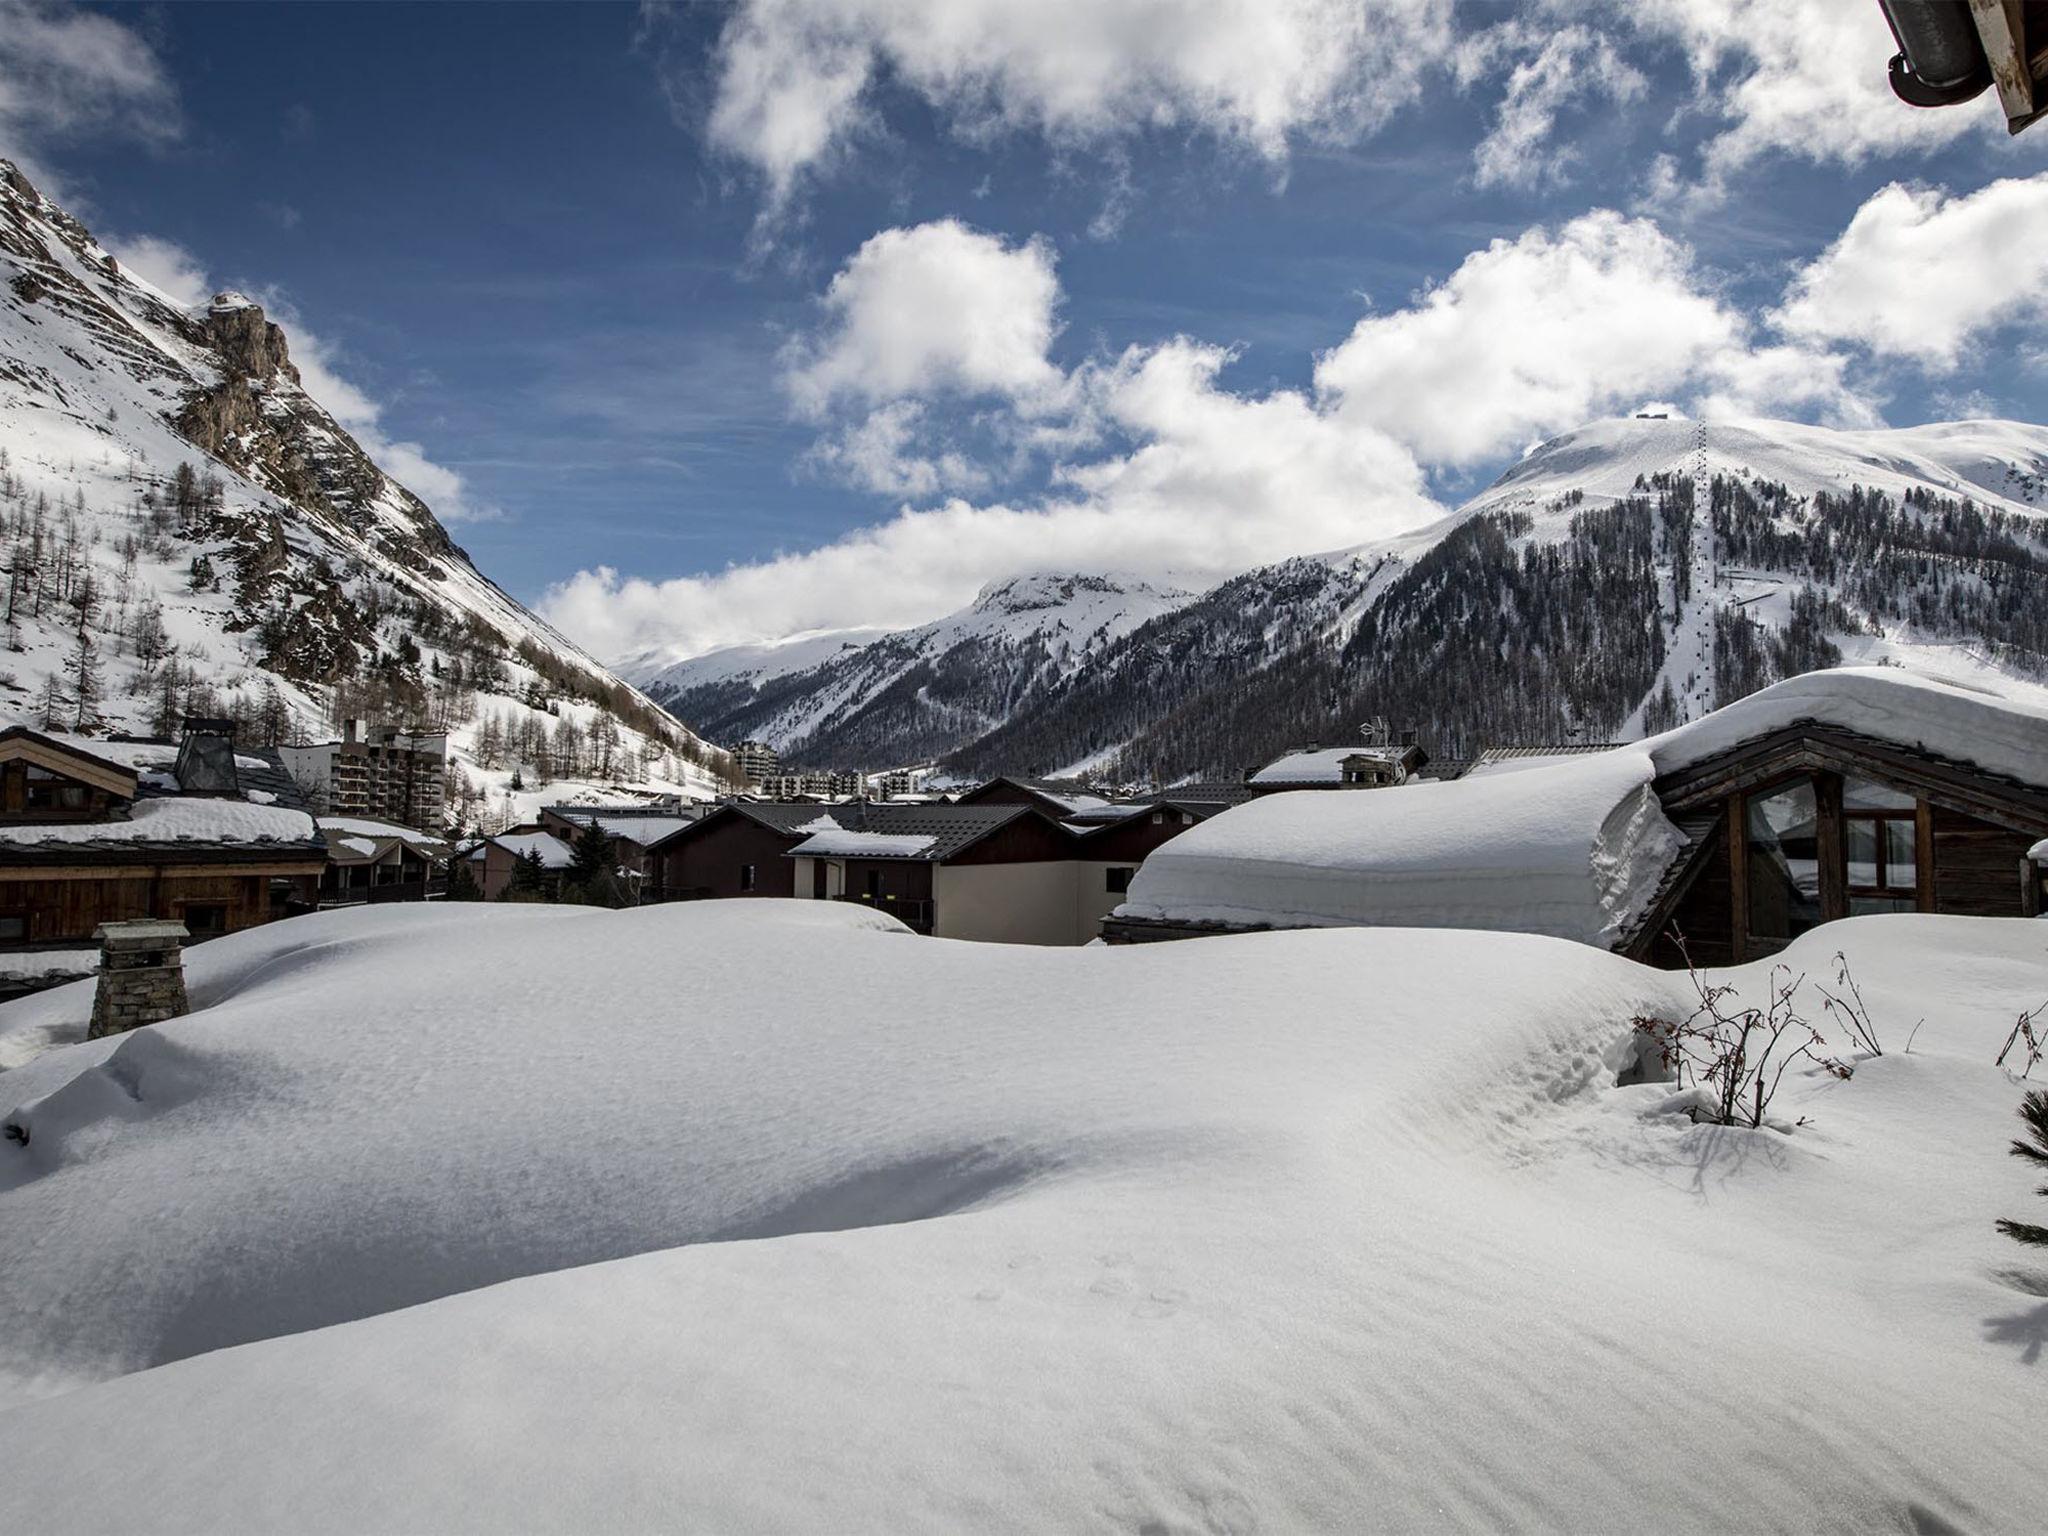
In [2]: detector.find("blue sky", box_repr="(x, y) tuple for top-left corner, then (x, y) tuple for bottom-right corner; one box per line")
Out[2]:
(4, 1), (2043, 662)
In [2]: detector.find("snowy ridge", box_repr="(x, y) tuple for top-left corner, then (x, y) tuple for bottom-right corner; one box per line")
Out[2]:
(0, 160), (733, 825)
(1467, 414), (2048, 529)
(1, 901), (2044, 1528)
(639, 571), (1197, 766)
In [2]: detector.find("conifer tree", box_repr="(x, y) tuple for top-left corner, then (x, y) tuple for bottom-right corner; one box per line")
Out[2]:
(505, 847), (549, 901)
(1997, 1089), (2048, 1249)
(444, 856), (482, 902)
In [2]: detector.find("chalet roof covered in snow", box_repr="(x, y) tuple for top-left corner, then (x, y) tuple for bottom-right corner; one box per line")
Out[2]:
(554, 814), (702, 850)
(1120, 747), (1682, 946)
(0, 728), (321, 858)
(1118, 669), (2048, 946)
(783, 803), (1039, 862)
(1464, 744), (1623, 779)
(1247, 744), (1413, 785)
(480, 832), (575, 870)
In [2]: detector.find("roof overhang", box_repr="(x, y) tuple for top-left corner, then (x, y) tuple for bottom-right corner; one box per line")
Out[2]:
(1654, 721), (2048, 835)
(0, 729), (139, 799)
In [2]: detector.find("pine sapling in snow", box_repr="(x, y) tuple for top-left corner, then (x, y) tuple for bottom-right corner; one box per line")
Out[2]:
(1995, 1090), (2048, 1250)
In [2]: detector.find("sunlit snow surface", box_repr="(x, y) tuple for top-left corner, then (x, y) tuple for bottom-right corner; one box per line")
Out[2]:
(1, 902), (2044, 1530)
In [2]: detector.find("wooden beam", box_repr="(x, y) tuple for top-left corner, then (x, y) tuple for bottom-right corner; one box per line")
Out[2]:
(1969, 0), (2036, 127)
(1729, 791), (1750, 965)
(1915, 800), (1935, 912)
(1815, 772), (1847, 923)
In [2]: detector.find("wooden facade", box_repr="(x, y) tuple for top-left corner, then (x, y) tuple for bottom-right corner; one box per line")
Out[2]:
(0, 864), (314, 945)
(0, 725), (325, 951)
(654, 809), (805, 901)
(1626, 724), (2048, 966)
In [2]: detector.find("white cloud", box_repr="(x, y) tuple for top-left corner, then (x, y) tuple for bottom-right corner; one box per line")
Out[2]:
(1772, 175), (2048, 373)
(806, 399), (991, 497)
(783, 219), (1064, 415)
(696, 0), (1455, 216)
(1312, 210), (1865, 467)
(0, 0), (179, 167)
(1459, 24), (1645, 191)
(543, 333), (1442, 661)
(103, 232), (211, 309)
(1614, 0), (1989, 192)
(545, 197), (1906, 663)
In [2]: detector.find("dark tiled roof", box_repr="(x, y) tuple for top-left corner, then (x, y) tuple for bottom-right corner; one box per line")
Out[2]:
(233, 745), (317, 814)
(1135, 782), (1268, 807)
(782, 801), (1041, 861)
(1470, 743), (1623, 766)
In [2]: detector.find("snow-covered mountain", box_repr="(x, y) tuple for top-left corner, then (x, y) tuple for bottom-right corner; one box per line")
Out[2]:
(646, 413), (2048, 783)
(0, 160), (733, 826)
(638, 571), (1195, 768)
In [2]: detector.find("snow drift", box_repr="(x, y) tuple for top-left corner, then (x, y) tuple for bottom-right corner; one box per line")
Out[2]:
(1, 901), (2045, 1531)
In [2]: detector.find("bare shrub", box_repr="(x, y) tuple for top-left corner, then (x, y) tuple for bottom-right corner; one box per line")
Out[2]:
(1996, 999), (2048, 1080)
(1632, 957), (1853, 1130)
(1817, 950), (1885, 1057)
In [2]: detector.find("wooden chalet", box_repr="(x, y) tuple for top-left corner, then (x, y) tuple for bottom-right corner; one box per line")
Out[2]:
(1103, 671), (2048, 964)
(0, 721), (325, 951)
(536, 805), (704, 894)
(462, 828), (576, 902)
(1619, 717), (2048, 967)
(316, 817), (452, 907)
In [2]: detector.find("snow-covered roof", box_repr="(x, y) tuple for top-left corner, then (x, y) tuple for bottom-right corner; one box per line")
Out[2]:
(1641, 667), (2048, 789)
(1248, 745), (1407, 785)
(0, 796), (319, 850)
(1121, 747), (1681, 946)
(562, 815), (698, 848)
(318, 816), (450, 852)
(1120, 667), (2048, 945)
(489, 832), (575, 870)
(788, 825), (938, 859)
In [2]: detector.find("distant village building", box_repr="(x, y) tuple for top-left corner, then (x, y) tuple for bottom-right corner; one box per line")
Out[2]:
(536, 805), (704, 893)
(279, 721), (446, 832)
(1103, 670), (2048, 962)
(0, 721), (325, 956)
(315, 817), (452, 907)
(647, 785), (1217, 944)
(461, 827), (576, 902)
(1246, 731), (1428, 789)
(757, 769), (861, 800)
(732, 740), (780, 786)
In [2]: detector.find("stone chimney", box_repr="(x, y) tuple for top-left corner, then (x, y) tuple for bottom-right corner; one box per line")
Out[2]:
(88, 920), (191, 1040)
(175, 717), (240, 797)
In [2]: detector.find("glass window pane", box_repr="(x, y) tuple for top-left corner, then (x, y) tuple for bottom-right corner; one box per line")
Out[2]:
(1885, 818), (1916, 893)
(1849, 895), (1914, 917)
(1842, 776), (1916, 811)
(1747, 780), (1823, 942)
(1846, 818), (1878, 888)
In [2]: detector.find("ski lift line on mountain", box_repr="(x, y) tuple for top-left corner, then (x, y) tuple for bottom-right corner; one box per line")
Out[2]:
(1878, 0), (2047, 134)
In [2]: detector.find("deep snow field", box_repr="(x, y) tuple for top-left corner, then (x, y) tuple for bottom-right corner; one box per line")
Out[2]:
(1, 902), (2045, 1532)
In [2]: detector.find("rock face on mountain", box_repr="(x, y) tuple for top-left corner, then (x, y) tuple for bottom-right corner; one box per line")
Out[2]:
(0, 159), (730, 820)
(646, 415), (2048, 784)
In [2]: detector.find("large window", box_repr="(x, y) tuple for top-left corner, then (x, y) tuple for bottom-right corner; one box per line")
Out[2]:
(1746, 779), (1822, 943)
(1844, 777), (1917, 916)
